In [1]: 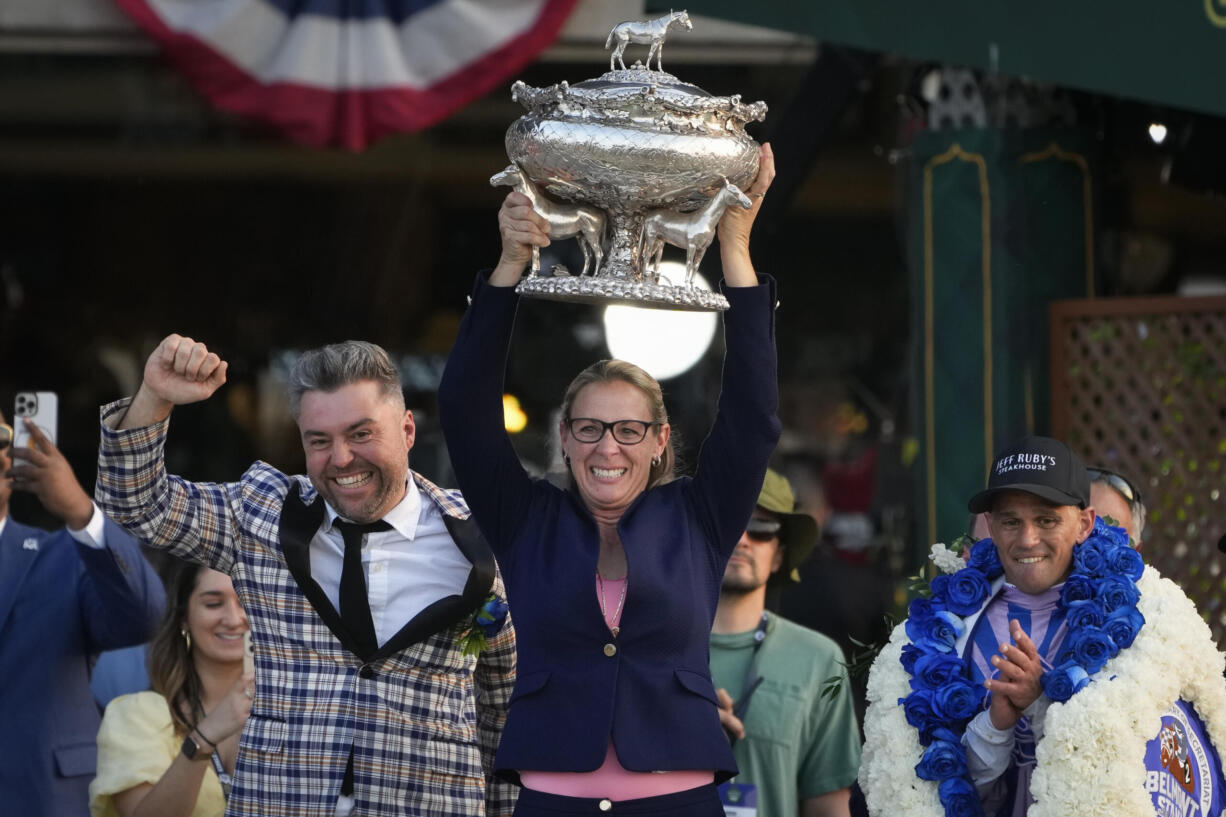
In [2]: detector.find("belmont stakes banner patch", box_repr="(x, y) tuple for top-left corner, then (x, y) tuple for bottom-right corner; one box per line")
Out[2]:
(114, 0), (579, 149)
(1146, 700), (1224, 817)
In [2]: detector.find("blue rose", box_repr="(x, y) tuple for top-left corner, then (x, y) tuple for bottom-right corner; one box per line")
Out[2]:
(929, 574), (952, 605)
(1073, 541), (1108, 576)
(901, 689), (941, 744)
(967, 539), (1003, 579)
(933, 678), (985, 721)
(1064, 599), (1106, 630)
(938, 777), (984, 817)
(1094, 516), (1131, 550)
(915, 736), (968, 781)
(1067, 625), (1118, 674)
(1060, 575), (1096, 605)
(900, 643), (924, 675)
(1104, 606), (1145, 649)
(1096, 576), (1141, 613)
(1105, 544), (1145, 582)
(932, 569), (991, 616)
(909, 596), (946, 622)
(906, 610), (964, 654)
(912, 653), (967, 690)
(475, 595), (509, 638)
(1042, 659), (1090, 702)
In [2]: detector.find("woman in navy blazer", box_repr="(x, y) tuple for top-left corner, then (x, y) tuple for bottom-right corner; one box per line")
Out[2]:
(439, 145), (779, 816)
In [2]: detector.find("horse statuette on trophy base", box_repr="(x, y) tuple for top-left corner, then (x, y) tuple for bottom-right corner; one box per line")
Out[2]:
(498, 11), (767, 311)
(490, 164), (606, 278)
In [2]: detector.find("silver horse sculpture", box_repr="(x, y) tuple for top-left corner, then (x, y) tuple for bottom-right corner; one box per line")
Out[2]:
(491, 164), (606, 277)
(605, 10), (692, 72)
(639, 180), (752, 285)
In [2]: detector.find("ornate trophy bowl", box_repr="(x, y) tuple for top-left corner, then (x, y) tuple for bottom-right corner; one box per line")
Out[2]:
(496, 13), (767, 312)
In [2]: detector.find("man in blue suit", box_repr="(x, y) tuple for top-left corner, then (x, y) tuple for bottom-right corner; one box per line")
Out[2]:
(0, 412), (165, 816)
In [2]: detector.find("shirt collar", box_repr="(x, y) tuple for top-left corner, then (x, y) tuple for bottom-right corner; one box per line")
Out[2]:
(322, 478), (421, 541)
(1000, 581), (1064, 611)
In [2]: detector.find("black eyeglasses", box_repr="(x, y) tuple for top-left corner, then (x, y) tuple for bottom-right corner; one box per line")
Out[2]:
(565, 418), (661, 445)
(1087, 467), (1143, 505)
(0, 422), (11, 450)
(745, 516), (782, 542)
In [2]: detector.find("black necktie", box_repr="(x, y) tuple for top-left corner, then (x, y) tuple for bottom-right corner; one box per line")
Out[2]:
(332, 518), (391, 656)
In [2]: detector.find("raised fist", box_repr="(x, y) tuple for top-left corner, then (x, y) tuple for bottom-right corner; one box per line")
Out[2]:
(141, 334), (228, 407)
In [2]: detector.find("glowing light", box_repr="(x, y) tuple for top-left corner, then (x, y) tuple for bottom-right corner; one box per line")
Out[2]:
(502, 394), (528, 433)
(1148, 122), (1168, 145)
(602, 262), (718, 380)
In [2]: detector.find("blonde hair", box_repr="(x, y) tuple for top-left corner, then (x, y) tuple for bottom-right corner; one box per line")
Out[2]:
(560, 359), (676, 490)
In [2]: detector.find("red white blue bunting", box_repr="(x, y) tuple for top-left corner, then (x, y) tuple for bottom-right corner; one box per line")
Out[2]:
(116, 0), (579, 150)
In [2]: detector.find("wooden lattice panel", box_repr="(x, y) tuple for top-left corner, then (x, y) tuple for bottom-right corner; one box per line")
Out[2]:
(1052, 295), (1226, 646)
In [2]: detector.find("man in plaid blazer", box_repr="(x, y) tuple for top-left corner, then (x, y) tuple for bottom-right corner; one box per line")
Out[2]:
(94, 334), (516, 817)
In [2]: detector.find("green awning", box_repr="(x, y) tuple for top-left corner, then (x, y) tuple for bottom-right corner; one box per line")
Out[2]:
(652, 1), (1226, 118)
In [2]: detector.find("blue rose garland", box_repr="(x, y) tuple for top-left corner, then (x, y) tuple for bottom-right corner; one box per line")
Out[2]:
(898, 518), (1144, 817)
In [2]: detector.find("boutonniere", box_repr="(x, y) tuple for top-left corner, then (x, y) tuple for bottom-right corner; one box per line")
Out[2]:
(457, 593), (509, 656)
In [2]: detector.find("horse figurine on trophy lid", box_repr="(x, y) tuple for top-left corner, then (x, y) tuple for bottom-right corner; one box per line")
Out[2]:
(497, 10), (767, 311)
(605, 9), (692, 72)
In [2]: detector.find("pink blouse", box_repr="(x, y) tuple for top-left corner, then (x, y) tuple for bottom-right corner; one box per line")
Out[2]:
(517, 575), (715, 800)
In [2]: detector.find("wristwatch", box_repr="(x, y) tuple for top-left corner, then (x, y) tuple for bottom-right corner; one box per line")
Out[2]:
(180, 733), (212, 762)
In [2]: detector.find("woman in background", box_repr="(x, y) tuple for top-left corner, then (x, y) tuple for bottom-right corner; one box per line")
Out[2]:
(91, 561), (252, 817)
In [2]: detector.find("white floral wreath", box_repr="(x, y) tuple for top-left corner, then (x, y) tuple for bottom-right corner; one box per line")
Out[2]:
(861, 545), (1226, 817)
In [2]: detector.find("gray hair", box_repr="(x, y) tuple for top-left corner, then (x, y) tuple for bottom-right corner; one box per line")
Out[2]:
(287, 341), (404, 419)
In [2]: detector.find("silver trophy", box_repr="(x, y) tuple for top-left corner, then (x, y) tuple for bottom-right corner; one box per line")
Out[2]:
(492, 10), (767, 311)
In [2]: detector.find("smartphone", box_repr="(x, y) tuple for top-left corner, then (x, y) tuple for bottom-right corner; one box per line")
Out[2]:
(243, 630), (255, 675)
(13, 391), (57, 450)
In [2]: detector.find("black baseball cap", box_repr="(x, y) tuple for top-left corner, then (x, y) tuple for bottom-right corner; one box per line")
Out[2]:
(967, 435), (1091, 513)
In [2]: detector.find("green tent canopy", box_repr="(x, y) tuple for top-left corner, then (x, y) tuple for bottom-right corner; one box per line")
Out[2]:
(650, 0), (1226, 118)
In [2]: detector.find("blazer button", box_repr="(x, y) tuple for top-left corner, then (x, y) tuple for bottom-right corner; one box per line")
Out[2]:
(602, 643), (617, 657)
(359, 665), (376, 679)
(598, 799), (612, 811)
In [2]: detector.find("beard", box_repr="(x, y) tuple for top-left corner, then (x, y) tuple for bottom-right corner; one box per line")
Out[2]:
(721, 561), (767, 595)
(314, 464), (405, 523)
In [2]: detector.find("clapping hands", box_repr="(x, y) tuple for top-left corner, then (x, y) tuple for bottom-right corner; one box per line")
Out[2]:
(986, 620), (1043, 730)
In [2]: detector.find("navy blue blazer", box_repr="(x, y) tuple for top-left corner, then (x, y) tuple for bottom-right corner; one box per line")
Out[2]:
(439, 273), (780, 782)
(0, 516), (165, 817)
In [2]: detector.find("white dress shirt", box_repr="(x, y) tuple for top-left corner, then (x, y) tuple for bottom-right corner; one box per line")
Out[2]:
(313, 480), (472, 647)
(15, 501), (110, 548)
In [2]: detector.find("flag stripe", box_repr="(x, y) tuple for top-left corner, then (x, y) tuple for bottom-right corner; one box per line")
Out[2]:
(116, 0), (579, 149)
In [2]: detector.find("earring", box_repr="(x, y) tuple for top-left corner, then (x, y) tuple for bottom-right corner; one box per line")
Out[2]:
(652, 455), (661, 467)
(181, 628), (191, 650)
(563, 454), (571, 468)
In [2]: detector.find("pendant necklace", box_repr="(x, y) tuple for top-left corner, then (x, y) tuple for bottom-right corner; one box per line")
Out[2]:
(597, 572), (627, 637)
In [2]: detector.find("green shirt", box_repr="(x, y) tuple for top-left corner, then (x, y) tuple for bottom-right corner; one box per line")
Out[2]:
(709, 612), (861, 817)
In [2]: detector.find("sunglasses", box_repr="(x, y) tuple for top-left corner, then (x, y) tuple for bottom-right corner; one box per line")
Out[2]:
(0, 422), (11, 450)
(745, 516), (782, 542)
(1087, 467), (1142, 505)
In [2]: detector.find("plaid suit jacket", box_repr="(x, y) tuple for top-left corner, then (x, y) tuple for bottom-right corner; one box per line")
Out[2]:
(95, 399), (517, 817)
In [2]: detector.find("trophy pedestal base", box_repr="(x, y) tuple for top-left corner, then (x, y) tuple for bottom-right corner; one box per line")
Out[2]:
(515, 275), (729, 312)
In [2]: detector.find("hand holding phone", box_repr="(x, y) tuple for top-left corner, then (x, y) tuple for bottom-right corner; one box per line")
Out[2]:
(8, 392), (91, 529)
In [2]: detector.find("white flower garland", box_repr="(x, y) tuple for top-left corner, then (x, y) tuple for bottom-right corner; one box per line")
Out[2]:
(929, 542), (966, 576)
(861, 564), (1226, 817)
